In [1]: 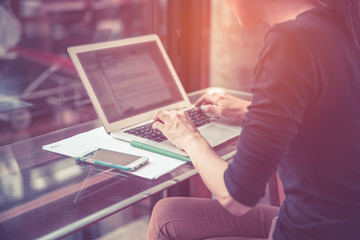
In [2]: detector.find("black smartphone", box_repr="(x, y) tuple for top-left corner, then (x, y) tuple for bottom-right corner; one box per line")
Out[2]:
(76, 148), (149, 172)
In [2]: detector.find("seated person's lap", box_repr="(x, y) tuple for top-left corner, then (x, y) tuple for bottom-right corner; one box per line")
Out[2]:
(148, 197), (279, 240)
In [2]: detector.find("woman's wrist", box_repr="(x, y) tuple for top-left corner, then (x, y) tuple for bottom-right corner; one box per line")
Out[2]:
(182, 132), (204, 152)
(183, 134), (213, 166)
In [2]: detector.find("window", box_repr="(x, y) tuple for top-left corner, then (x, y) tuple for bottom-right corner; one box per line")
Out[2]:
(0, 0), (212, 147)
(210, 0), (269, 92)
(0, 0), (168, 146)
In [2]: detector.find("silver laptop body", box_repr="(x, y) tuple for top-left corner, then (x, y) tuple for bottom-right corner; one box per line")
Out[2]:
(68, 35), (242, 156)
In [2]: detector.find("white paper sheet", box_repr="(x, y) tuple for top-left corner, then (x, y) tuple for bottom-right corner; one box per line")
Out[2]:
(42, 127), (186, 179)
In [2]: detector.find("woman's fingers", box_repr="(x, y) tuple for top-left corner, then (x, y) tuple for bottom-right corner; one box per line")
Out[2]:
(152, 109), (200, 151)
(195, 92), (221, 107)
(152, 121), (165, 132)
(201, 104), (222, 116)
(153, 110), (170, 122)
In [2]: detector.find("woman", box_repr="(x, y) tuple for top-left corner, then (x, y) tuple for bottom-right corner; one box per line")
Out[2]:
(148, 0), (360, 239)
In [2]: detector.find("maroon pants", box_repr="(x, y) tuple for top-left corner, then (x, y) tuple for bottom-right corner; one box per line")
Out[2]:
(147, 197), (280, 240)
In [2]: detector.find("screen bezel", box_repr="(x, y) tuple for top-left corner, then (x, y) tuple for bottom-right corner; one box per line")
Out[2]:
(68, 35), (191, 133)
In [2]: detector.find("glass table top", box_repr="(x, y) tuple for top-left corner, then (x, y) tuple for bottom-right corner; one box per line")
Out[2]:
(0, 88), (252, 240)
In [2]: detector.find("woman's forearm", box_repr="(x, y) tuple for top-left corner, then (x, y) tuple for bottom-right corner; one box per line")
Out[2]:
(184, 137), (252, 216)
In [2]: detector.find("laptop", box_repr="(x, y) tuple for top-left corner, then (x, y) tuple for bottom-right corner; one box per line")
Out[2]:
(68, 34), (242, 156)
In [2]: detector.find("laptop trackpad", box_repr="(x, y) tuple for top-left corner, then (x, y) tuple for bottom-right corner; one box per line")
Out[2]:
(199, 125), (238, 147)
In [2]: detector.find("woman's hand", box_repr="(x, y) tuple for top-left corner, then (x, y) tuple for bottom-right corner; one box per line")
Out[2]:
(152, 110), (206, 151)
(195, 92), (251, 123)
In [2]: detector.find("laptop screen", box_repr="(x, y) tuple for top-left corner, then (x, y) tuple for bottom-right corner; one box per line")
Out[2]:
(76, 41), (184, 123)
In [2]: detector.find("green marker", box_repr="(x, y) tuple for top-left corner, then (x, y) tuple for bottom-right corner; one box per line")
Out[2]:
(130, 141), (191, 162)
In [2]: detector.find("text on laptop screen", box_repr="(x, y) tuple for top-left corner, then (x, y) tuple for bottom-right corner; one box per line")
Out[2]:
(76, 41), (184, 123)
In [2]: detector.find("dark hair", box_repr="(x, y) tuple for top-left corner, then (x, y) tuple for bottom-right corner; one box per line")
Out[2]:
(322, 0), (360, 51)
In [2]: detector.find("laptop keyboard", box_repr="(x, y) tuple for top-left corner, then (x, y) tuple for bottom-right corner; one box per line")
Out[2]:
(124, 108), (219, 142)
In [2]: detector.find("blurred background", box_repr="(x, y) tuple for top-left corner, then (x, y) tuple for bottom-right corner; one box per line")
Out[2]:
(0, 0), (268, 147)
